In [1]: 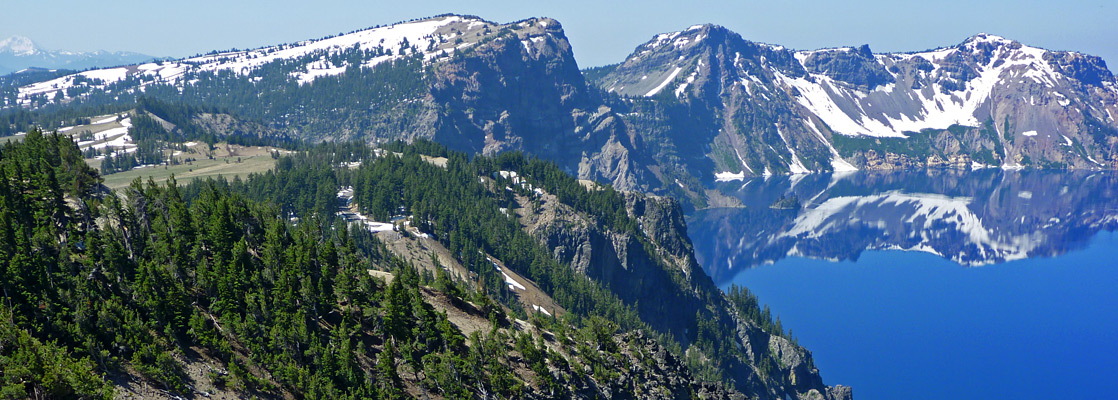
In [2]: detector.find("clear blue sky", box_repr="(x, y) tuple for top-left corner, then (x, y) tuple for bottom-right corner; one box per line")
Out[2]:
(3, 0), (1115, 69)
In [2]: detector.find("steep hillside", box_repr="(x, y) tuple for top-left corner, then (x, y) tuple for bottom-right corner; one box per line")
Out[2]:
(0, 133), (753, 400)
(510, 175), (848, 399)
(231, 141), (851, 399)
(0, 130), (850, 399)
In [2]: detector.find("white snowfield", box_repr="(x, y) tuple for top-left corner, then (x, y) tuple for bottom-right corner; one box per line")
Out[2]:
(617, 30), (1115, 177)
(87, 117), (134, 153)
(17, 15), (512, 106)
(645, 66), (682, 97)
(651, 32), (1110, 140)
(531, 304), (552, 316)
(65, 115), (136, 157)
(780, 34), (1083, 138)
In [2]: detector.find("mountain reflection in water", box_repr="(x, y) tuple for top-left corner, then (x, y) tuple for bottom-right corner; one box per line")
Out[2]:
(688, 170), (1118, 285)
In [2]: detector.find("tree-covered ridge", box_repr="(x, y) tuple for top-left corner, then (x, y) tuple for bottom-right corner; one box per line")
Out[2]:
(0, 133), (748, 399)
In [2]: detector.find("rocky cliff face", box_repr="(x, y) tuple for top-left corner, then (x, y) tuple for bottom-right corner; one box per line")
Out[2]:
(428, 18), (651, 190)
(592, 26), (1118, 200)
(515, 186), (850, 400)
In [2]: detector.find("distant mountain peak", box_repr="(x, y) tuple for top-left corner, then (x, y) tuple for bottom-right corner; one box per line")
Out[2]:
(963, 32), (1015, 45)
(0, 35), (152, 76)
(0, 35), (39, 56)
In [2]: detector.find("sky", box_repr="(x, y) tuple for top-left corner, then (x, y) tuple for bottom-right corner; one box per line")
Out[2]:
(2, 0), (1116, 69)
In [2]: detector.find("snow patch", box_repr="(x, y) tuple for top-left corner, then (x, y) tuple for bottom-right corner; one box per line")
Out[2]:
(804, 119), (858, 172)
(782, 42), (1062, 138)
(645, 66), (682, 97)
(531, 304), (552, 316)
(734, 148), (754, 174)
(674, 69), (697, 98)
(783, 191), (1037, 263)
(489, 258), (526, 291)
(92, 115), (119, 125)
(774, 123), (810, 174)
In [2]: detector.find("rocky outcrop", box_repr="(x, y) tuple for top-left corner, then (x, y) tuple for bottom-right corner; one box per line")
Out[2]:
(576, 331), (748, 400)
(516, 188), (850, 400)
(800, 45), (893, 90)
(428, 18), (652, 191)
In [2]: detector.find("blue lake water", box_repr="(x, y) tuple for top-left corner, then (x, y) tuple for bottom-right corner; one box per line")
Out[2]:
(689, 170), (1118, 400)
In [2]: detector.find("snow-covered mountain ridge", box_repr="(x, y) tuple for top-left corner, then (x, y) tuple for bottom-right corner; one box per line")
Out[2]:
(592, 25), (1118, 184)
(6, 14), (659, 197)
(14, 15), (501, 107)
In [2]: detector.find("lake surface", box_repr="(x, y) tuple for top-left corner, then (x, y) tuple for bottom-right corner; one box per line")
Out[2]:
(688, 170), (1118, 400)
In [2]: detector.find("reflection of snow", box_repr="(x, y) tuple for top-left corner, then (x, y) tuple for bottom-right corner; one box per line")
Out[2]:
(715, 171), (745, 182)
(783, 191), (1040, 264)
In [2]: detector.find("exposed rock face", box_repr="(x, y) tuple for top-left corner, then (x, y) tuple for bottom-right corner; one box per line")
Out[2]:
(594, 24), (861, 204)
(801, 45), (893, 90)
(431, 19), (587, 160)
(522, 190), (703, 340)
(516, 188), (850, 400)
(427, 18), (651, 191)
